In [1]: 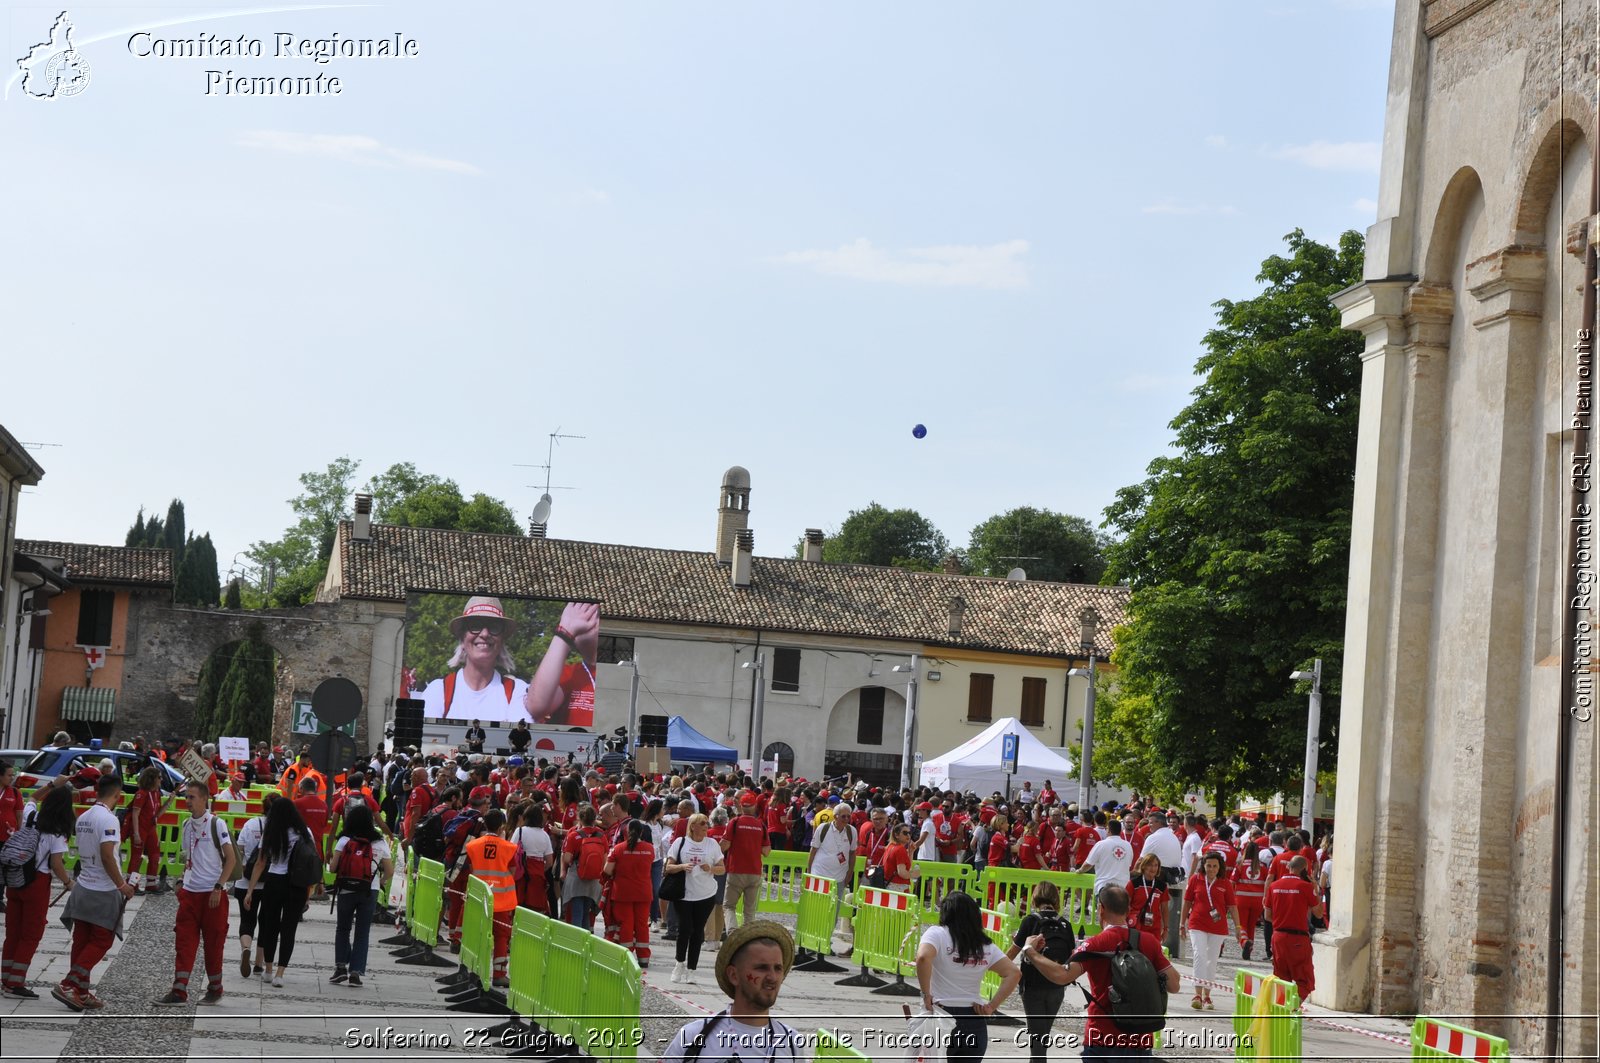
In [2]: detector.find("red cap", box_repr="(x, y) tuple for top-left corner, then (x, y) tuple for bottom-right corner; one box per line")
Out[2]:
(740, 792), (759, 806)
(605, 783), (617, 793)
(818, 790), (831, 800)
(916, 801), (934, 811)
(469, 786), (493, 803)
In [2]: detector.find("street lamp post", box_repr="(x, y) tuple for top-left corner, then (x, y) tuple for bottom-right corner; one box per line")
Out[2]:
(1290, 659), (1323, 830)
(1067, 609), (1100, 808)
(742, 653), (766, 778)
(894, 654), (920, 790)
(619, 659), (641, 754)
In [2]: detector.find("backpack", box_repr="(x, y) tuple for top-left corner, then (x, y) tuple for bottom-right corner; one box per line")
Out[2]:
(335, 838), (376, 890)
(411, 809), (448, 864)
(0, 811), (40, 889)
(1022, 911), (1075, 987)
(443, 809), (481, 867)
(1079, 927), (1167, 1034)
(287, 833), (323, 888)
(575, 827), (607, 881)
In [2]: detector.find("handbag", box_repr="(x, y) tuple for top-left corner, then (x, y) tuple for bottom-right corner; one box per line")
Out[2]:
(659, 838), (687, 902)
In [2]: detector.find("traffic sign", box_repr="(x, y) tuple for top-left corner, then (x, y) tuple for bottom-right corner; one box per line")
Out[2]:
(1001, 733), (1019, 774)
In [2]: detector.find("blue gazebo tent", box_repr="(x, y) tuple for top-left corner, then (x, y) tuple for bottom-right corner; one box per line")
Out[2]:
(667, 716), (738, 764)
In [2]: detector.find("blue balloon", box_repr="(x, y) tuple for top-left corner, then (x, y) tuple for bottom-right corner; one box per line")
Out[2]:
(912, 424), (927, 439)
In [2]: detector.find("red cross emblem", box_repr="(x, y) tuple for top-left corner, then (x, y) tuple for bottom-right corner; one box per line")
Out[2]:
(83, 647), (106, 668)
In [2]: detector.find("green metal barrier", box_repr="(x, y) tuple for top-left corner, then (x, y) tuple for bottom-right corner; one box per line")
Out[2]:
(978, 906), (1018, 999)
(542, 916), (594, 1043)
(758, 850), (810, 915)
(980, 867), (1098, 935)
(581, 931), (643, 1062)
(1411, 1017), (1510, 1062)
(910, 860), (974, 910)
(410, 857), (447, 948)
(848, 886), (920, 979)
(816, 1027), (872, 1062)
(459, 875), (495, 989)
(507, 907), (549, 1021)
(1232, 968), (1300, 1061)
(795, 873), (843, 956)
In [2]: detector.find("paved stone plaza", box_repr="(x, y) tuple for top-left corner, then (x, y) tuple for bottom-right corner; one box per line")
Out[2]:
(0, 889), (1415, 1061)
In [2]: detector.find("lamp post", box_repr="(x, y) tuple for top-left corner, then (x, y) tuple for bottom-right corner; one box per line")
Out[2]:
(1067, 608), (1100, 808)
(894, 654), (920, 790)
(742, 653), (766, 777)
(1290, 659), (1323, 830)
(618, 659), (641, 754)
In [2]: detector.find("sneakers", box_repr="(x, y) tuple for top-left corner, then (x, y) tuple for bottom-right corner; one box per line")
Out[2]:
(1241, 942), (1253, 961)
(1190, 996), (1203, 1010)
(79, 991), (105, 1010)
(680, 968), (699, 985)
(154, 990), (188, 1006)
(491, 976), (510, 989)
(4, 984), (39, 998)
(199, 989), (223, 1006)
(1204, 998), (1216, 1011)
(670, 962), (686, 983)
(52, 984), (84, 1012)
(240, 954), (252, 978)
(347, 974), (362, 987)
(330, 968), (349, 984)
(253, 966), (265, 978)
(271, 974), (284, 988)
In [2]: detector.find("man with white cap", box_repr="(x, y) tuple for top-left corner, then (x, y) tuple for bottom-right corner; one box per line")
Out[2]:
(660, 921), (802, 1063)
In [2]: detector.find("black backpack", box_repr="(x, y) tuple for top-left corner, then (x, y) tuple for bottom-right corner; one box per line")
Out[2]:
(1022, 910), (1075, 987)
(411, 809), (448, 864)
(1078, 927), (1167, 1033)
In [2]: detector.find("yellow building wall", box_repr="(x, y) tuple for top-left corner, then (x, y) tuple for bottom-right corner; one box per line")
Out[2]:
(914, 650), (1096, 764)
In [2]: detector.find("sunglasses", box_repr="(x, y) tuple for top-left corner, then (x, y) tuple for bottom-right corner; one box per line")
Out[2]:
(463, 618), (506, 635)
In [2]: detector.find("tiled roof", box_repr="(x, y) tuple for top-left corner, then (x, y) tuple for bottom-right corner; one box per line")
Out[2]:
(329, 523), (1127, 658)
(16, 540), (173, 588)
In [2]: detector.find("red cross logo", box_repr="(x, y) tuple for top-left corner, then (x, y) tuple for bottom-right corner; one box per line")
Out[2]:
(83, 647), (105, 668)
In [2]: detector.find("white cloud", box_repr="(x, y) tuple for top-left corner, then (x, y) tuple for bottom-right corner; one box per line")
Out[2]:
(1141, 200), (1239, 217)
(1267, 140), (1381, 173)
(1204, 134), (1227, 149)
(773, 237), (1029, 289)
(1352, 196), (1378, 215)
(235, 130), (481, 175)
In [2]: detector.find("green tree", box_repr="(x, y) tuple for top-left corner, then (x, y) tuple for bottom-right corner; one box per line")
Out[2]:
(457, 493), (522, 535)
(126, 509), (147, 548)
(143, 514), (164, 548)
(214, 627), (277, 740)
(291, 456), (360, 561)
(801, 503), (949, 570)
(223, 579), (243, 610)
(365, 462), (443, 522)
(163, 499), (187, 564)
(192, 643), (229, 739)
(967, 507), (1109, 583)
(1097, 228), (1363, 807)
(367, 463), (522, 535)
(173, 531), (221, 606)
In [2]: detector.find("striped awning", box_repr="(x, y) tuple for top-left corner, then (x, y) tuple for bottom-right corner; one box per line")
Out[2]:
(61, 686), (116, 723)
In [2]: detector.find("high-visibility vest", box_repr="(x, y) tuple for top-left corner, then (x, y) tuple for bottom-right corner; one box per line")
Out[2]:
(465, 834), (518, 912)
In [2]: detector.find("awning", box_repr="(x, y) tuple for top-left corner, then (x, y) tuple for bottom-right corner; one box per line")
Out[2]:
(61, 686), (116, 723)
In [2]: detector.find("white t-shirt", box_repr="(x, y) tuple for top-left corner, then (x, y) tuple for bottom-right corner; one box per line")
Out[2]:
(417, 669), (531, 724)
(73, 803), (122, 890)
(265, 829), (305, 876)
(650, 821), (671, 861)
(915, 818), (938, 861)
(512, 826), (554, 864)
(1083, 835), (1134, 896)
(181, 812), (234, 891)
(669, 835), (724, 902)
(810, 820), (855, 881)
(660, 1014), (802, 1063)
(235, 816), (266, 887)
(1181, 831), (1206, 873)
(918, 924), (1005, 1006)
(35, 830), (68, 875)
(332, 835), (393, 889)
(1141, 827), (1183, 870)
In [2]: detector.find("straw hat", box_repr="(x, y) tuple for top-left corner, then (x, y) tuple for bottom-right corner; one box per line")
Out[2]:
(714, 920), (794, 999)
(449, 596), (518, 640)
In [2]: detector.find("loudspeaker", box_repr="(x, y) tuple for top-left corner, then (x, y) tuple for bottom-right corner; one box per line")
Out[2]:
(639, 714), (669, 747)
(394, 698), (425, 749)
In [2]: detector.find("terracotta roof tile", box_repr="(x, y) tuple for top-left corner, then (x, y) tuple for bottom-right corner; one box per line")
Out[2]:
(330, 523), (1126, 658)
(16, 540), (173, 588)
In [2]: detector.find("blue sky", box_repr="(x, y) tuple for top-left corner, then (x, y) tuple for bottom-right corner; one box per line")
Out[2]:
(4, 1), (1395, 581)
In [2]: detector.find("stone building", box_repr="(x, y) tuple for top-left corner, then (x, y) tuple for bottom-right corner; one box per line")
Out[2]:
(1322, 2), (1598, 1055)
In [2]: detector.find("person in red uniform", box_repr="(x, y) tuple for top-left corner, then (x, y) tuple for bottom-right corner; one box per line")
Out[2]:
(1072, 811), (1099, 870)
(1202, 823), (1238, 872)
(604, 819), (656, 967)
(1268, 836), (1306, 884)
(1127, 852), (1169, 944)
(402, 766), (436, 846)
(722, 793), (768, 931)
(0, 763), (21, 849)
(881, 823), (916, 889)
(763, 787), (789, 851)
(1018, 886), (1180, 1055)
(292, 777), (330, 864)
(1264, 855), (1325, 1002)
(463, 809), (517, 986)
(2, 785), (75, 996)
(127, 767), (166, 894)
(1015, 822), (1044, 870)
(1234, 839), (1271, 961)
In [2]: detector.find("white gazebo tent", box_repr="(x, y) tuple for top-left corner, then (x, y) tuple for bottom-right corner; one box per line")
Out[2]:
(918, 716), (1075, 796)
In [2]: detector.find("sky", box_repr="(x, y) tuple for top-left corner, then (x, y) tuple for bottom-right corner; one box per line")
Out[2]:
(3, 0), (1396, 584)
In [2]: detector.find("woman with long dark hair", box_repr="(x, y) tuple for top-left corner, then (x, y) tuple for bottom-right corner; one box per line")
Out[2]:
(916, 890), (1021, 1063)
(244, 797), (310, 987)
(1, 786), (76, 997)
(328, 803), (392, 987)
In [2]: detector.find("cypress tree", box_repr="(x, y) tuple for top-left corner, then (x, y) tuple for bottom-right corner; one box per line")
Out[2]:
(144, 515), (163, 548)
(215, 627), (275, 741)
(126, 509), (147, 548)
(164, 499), (186, 564)
(193, 643), (230, 738)
(224, 578), (242, 610)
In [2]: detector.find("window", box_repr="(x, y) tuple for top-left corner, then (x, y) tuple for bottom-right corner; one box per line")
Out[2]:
(771, 648), (801, 693)
(968, 673), (994, 723)
(595, 635), (635, 665)
(1021, 676), (1047, 727)
(762, 742), (795, 776)
(76, 590), (114, 647)
(857, 686), (885, 745)
(823, 749), (902, 789)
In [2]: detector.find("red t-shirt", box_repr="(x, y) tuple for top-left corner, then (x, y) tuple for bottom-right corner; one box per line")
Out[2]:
(606, 841), (655, 902)
(132, 789), (160, 831)
(1016, 835), (1043, 870)
(1184, 874), (1236, 935)
(1265, 875), (1320, 933)
(1233, 857), (1269, 900)
(977, 805), (997, 826)
(725, 813), (767, 875)
(404, 784), (436, 838)
(987, 831), (1011, 869)
(1073, 825), (1098, 867)
(883, 842), (913, 887)
(1072, 925), (1173, 1049)
(1268, 850), (1299, 883)
(1202, 838), (1237, 872)
(764, 803), (786, 835)
(295, 794), (329, 841)
(1127, 876), (1169, 938)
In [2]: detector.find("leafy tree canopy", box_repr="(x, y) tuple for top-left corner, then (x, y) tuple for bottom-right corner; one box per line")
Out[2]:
(967, 507), (1108, 583)
(799, 503), (949, 571)
(1095, 228), (1363, 807)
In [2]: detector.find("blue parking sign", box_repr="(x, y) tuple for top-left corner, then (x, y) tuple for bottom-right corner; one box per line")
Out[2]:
(1001, 733), (1018, 774)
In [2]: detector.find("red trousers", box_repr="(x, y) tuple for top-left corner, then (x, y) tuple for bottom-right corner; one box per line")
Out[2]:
(612, 900), (651, 965)
(2, 875), (51, 988)
(1271, 930), (1314, 1001)
(492, 909), (512, 976)
(127, 821), (159, 880)
(66, 920), (115, 992)
(445, 869), (470, 943)
(173, 887), (230, 996)
(1237, 898), (1264, 949)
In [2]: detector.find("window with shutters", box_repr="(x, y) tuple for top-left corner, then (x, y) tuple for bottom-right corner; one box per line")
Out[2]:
(595, 635), (635, 665)
(1020, 676), (1047, 727)
(771, 648), (801, 693)
(857, 686), (885, 745)
(968, 673), (994, 723)
(75, 590), (114, 647)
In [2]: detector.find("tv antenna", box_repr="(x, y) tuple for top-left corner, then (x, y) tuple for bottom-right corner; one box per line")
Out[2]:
(514, 428), (585, 526)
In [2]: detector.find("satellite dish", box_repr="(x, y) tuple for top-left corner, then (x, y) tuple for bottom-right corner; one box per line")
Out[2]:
(531, 493), (553, 524)
(1006, 568), (1027, 581)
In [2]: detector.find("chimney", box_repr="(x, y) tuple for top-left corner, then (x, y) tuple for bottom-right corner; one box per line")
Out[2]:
(732, 529), (754, 588)
(942, 554), (962, 576)
(803, 529), (824, 563)
(947, 596), (966, 638)
(528, 519), (547, 539)
(353, 493), (372, 541)
(715, 466), (752, 564)
(1079, 606), (1102, 655)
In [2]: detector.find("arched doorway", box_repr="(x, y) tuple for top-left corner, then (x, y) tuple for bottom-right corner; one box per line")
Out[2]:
(763, 741), (795, 777)
(823, 685), (907, 789)
(193, 629), (279, 750)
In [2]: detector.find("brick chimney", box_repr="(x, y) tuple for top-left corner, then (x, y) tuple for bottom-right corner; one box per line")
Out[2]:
(528, 519), (547, 539)
(353, 494), (372, 541)
(947, 596), (966, 638)
(715, 466), (752, 564)
(732, 529), (754, 588)
(802, 529), (824, 563)
(942, 554), (962, 576)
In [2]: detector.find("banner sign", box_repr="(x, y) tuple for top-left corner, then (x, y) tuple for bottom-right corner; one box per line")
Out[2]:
(219, 737), (249, 764)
